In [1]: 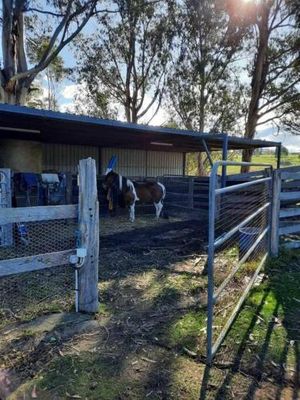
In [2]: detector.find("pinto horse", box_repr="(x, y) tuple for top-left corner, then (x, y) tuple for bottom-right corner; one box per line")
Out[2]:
(103, 171), (166, 222)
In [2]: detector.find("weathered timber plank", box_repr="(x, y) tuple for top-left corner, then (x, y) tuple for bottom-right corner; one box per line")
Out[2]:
(281, 180), (300, 189)
(281, 171), (300, 180)
(280, 192), (300, 202)
(279, 223), (300, 235)
(283, 241), (300, 249)
(0, 204), (78, 224)
(0, 249), (74, 277)
(78, 158), (99, 313)
(280, 207), (300, 218)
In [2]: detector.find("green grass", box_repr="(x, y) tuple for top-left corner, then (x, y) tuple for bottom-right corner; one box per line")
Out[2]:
(226, 153), (300, 174)
(6, 250), (300, 400)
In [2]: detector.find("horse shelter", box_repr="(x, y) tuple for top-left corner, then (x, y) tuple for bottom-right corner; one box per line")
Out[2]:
(1, 103), (299, 374)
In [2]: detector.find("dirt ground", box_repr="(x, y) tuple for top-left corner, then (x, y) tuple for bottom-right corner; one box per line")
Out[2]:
(0, 212), (299, 399)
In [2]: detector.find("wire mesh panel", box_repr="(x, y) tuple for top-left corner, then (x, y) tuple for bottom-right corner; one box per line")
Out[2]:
(0, 217), (77, 328)
(0, 169), (13, 247)
(206, 161), (272, 363)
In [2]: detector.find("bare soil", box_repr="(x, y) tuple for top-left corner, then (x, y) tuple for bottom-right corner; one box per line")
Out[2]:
(0, 213), (299, 399)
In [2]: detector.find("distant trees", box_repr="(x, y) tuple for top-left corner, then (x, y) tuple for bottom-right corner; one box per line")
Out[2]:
(27, 36), (67, 110)
(1, 0), (299, 170)
(236, 0), (300, 169)
(165, 0), (247, 174)
(74, 0), (176, 123)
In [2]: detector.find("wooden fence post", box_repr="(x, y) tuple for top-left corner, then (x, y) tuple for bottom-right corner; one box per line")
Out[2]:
(78, 158), (99, 313)
(271, 169), (281, 257)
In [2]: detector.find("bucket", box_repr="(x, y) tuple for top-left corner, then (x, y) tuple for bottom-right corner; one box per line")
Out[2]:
(238, 227), (262, 261)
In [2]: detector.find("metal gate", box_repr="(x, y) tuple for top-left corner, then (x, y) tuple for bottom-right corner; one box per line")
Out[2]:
(0, 158), (99, 329)
(206, 161), (273, 363)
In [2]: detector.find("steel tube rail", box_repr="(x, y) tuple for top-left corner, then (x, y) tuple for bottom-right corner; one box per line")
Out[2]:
(211, 252), (268, 359)
(206, 157), (218, 364)
(206, 160), (272, 364)
(215, 177), (271, 196)
(214, 227), (269, 301)
(214, 202), (270, 249)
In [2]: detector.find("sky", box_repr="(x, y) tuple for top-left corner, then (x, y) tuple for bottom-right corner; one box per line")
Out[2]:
(58, 81), (300, 152)
(3, 3), (298, 154)
(55, 29), (300, 153)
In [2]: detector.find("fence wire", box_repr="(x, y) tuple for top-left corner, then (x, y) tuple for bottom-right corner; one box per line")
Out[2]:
(0, 218), (77, 328)
(207, 162), (272, 363)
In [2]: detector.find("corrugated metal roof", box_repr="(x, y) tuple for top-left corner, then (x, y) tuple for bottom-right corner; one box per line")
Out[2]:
(0, 104), (281, 152)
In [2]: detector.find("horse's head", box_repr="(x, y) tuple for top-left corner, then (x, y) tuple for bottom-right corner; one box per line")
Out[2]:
(103, 171), (120, 216)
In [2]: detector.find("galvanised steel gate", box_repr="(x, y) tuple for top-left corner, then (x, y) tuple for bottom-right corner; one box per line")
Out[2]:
(206, 161), (273, 363)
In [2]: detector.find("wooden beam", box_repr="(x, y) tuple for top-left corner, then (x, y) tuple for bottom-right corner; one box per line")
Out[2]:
(0, 204), (78, 225)
(78, 158), (99, 313)
(280, 208), (300, 218)
(279, 223), (300, 235)
(281, 171), (300, 180)
(280, 192), (300, 202)
(284, 241), (300, 249)
(0, 250), (74, 278)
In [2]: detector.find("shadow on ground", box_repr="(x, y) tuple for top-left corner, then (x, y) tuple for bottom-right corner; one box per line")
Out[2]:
(0, 216), (299, 399)
(199, 249), (300, 400)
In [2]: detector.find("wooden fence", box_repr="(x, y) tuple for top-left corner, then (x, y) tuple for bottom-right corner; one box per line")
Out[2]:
(271, 166), (300, 255)
(0, 158), (99, 313)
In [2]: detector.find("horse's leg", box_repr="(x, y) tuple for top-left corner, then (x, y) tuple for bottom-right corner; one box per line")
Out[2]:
(154, 201), (163, 219)
(129, 202), (135, 222)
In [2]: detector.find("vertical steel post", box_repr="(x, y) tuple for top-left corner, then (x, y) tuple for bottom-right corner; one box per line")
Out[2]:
(221, 135), (228, 188)
(183, 153), (186, 176)
(207, 163), (217, 364)
(276, 144), (282, 170)
(271, 169), (281, 256)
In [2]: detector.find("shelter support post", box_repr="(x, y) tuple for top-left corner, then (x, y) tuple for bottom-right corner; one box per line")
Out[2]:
(276, 144), (282, 170)
(221, 135), (228, 188)
(78, 158), (99, 313)
(183, 153), (186, 176)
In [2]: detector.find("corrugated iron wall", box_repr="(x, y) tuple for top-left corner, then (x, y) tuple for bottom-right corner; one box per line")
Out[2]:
(42, 144), (183, 176)
(146, 151), (183, 177)
(101, 148), (146, 176)
(101, 148), (183, 177)
(43, 143), (99, 173)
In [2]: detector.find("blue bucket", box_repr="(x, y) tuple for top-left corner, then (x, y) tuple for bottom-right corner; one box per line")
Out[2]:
(239, 227), (261, 261)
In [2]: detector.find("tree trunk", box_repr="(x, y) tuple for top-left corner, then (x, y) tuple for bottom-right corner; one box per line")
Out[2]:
(0, 85), (28, 105)
(242, 3), (270, 173)
(197, 83), (206, 176)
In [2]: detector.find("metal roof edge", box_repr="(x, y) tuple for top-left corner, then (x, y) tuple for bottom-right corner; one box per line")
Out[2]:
(0, 103), (281, 148)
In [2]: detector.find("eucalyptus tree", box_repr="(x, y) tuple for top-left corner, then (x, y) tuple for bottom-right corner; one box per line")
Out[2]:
(1, 0), (100, 105)
(27, 36), (68, 110)
(166, 0), (247, 174)
(75, 0), (176, 123)
(235, 0), (300, 168)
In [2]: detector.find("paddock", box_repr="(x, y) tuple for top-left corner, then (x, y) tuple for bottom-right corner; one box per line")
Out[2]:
(1, 105), (300, 398)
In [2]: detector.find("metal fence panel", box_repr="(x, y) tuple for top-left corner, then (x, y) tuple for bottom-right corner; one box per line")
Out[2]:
(206, 161), (273, 363)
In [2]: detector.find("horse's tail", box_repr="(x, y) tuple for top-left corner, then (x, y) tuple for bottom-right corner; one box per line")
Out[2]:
(157, 182), (168, 219)
(157, 182), (166, 201)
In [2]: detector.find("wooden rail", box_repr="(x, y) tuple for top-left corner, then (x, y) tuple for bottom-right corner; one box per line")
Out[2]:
(0, 250), (74, 277)
(0, 204), (78, 224)
(271, 166), (300, 255)
(0, 158), (99, 314)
